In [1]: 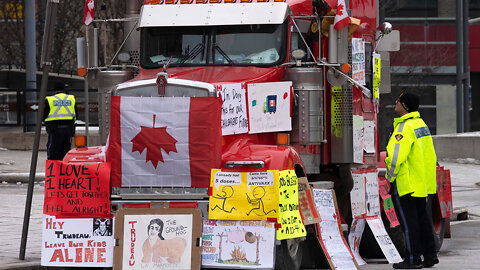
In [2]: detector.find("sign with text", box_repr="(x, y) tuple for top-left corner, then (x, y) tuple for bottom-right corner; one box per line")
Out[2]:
(201, 219), (275, 269)
(352, 38), (365, 85)
(209, 170), (279, 221)
(41, 215), (114, 267)
(366, 217), (402, 264)
(247, 82), (292, 134)
(44, 160), (111, 218)
(365, 171), (381, 216)
(217, 83), (248, 135)
(298, 177), (321, 225)
(383, 195), (400, 227)
(373, 52), (381, 100)
(277, 170), (306, 240)
(350, 172), (366, 218)
(348, 218), (366, 265)
(312, 189), (359, 269)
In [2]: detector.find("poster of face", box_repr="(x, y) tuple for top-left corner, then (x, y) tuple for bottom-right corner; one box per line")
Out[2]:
(201, 219), (275, 269)
(41, 215), (114, 267)
(123, 214), (193, 270)
(247, 81), (292, 134)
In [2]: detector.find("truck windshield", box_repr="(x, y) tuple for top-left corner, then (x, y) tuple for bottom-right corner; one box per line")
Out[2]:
(141, 22), (287, 68)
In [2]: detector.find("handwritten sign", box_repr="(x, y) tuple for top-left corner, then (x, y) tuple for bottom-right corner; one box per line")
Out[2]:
(378, 177), (390, 199)
(366, 217), (402, 264)
(436, 167), (453, 218)
(201, 219), (275, 269)
(352, 115), (364, 163)
(350, 172), (366, 218)
(347, 218), (366, 265)
(365, 171), (381, 216)
(312, 189), (359, 269)
(298, 177), (321, 225)
(277, 170), (306, 240)
(383, 195), (400, 227)
(247, 82), (292, 134)
(352, 38), (365, 85)
(209, 170), (279, 221)
(217, 83), (248, 135)
(44, 160), (111, 218)
(373, 52), (381, 100)
(41, 215), (114, 267)
(363, 120), (375, 154)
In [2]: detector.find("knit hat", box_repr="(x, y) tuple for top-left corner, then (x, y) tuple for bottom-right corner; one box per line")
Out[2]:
(54, 81), (65, 92)
(397, 92), (419, 112)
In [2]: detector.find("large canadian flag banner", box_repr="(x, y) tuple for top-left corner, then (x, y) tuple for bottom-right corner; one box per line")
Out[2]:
(107, 96), (222, 188)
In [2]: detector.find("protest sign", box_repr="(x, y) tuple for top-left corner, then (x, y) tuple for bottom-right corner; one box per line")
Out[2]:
(44, 160), (111, 218)
(277, 170), (306, 240)
(437, 167), (453, 218)
(201, 219), (275, 269)
(247, 82), (292, 134)
(352, 38), (365, 85)
(114, 208), (202, 270)
(209, 170), (279, 221)
(365, 171), (381, 216)
(350, 171), (366, 218)
(41, 215), (114, 267)
(383, 195), (400, 227)
(348, 218), (366, 265)
(298, 177), (321, 225)
(312, 189), (359, 269)
(217, 83), (248, 135)
(366, 217), (402, 264)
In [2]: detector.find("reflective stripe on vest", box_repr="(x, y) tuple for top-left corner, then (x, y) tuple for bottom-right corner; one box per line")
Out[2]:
(45, 94), (75, 121)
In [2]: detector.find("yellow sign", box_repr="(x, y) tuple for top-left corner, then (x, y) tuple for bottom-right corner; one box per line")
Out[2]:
(209, 169), (279, 221)
(373, 53), (381, 100)
(276, 170), (306, 240)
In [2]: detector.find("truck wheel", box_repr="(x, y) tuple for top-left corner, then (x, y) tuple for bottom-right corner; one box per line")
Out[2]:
(427, 194), (446, 252)
(275, 238), (303, 270)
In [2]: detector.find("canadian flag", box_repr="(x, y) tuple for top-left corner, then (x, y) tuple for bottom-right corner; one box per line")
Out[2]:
(334, 0), (351, 30)
(107, 96), (222, 188)
(83, 0), (94, 25)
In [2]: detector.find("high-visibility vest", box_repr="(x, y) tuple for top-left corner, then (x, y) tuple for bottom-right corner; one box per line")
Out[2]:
(385, 111), (437, 197)
(45, 93), (76, 122)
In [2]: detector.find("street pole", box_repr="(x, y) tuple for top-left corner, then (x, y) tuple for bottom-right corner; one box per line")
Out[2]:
(19, 0), (59, 260)
(25, 0), (36, 132)
(463, 0), (470, 132)
(456, 0), (464, 133)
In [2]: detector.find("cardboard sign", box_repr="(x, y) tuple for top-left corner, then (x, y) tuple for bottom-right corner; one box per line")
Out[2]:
(366, 217), (402, 264)
(209, 170), (279, 221)
(312, 189), (359, 270)
(44, 160), (111, 218)
(277, 170), (306, 240)
(298, 177), (321, 225)
(201, 220), (275, 269)
(114, 208), (202, 270)
(352, 38), (365, 85)
(348, 218), (366, 265)
(217, 83), (249, 135)
(247, 82), (292, 134)
(41, 215), (114, 267)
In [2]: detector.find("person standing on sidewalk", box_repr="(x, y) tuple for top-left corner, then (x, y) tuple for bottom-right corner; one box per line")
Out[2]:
(385, 92), (439, 269)
(43, 82), (76, 160)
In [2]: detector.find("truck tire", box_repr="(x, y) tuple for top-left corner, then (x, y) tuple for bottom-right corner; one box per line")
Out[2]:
(427, 194), (446, 252)
(275, 238), (303, 270)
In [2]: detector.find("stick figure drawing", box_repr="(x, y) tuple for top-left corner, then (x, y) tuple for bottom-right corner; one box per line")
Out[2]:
(246, 186), (276, 216)
(210, 186), (236, 213)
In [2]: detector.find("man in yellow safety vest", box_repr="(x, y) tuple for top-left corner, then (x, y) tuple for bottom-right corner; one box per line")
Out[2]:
(385, 92), (439, 269)
(43, 82), (76, 160)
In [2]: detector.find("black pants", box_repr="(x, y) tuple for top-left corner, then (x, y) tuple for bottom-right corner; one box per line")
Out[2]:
(46, 126), (73, 160)
(391, 183), (437, 264)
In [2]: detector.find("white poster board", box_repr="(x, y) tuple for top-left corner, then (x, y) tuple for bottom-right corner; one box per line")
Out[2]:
(352, 115), (364, 164)
(363, 120), (375, 154)
(123, 214), (193, 270)
(347, 218), (366, 265)
(41, 215), (114, 267)
(350, 172), (366, 218)
(352, 38), (365, 85)
(201, 219), (275, 269)
(365, 171), (381, 216)
(366, 217), (402, 264)
(247, 82), (292, 134)
(217, 83), (249, 135)
(312, 189), (359, 270)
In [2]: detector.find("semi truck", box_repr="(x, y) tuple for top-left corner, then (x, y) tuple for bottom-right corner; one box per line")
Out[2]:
(64, 0), (451, 268)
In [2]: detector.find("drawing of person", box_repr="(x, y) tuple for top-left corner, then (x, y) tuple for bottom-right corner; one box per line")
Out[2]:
(142, 218), (187, 264)
(210, 186), (236, 213)
(93, 218), (112, 236)
(246, 186), (276, 216)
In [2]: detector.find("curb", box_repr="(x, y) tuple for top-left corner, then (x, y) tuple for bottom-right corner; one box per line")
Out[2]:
(0, 173), (44, 183)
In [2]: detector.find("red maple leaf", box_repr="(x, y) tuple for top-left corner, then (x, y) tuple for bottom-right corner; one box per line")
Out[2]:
(336, 4), (344, 16)
(131, 115), (178, 168)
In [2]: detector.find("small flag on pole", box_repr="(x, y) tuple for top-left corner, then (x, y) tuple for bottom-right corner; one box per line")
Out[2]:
(333, 0), (351, 30)
(84, 0), (94, 25)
